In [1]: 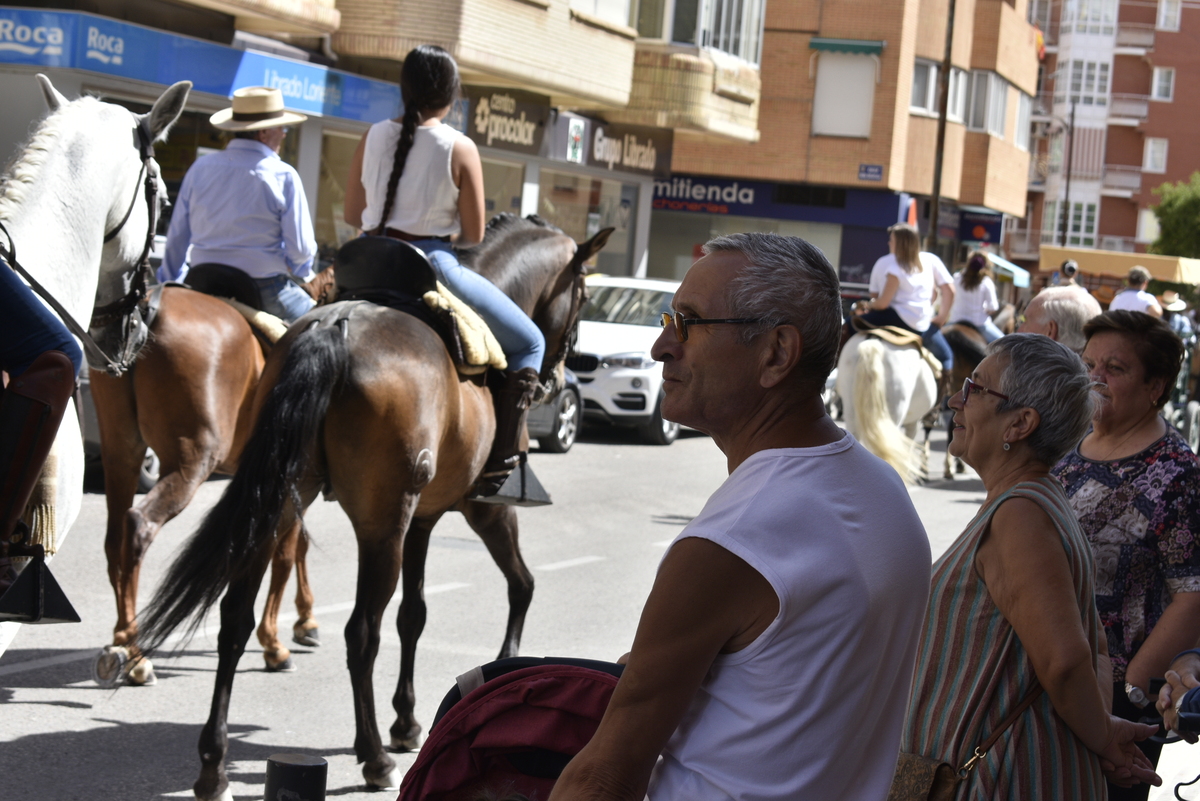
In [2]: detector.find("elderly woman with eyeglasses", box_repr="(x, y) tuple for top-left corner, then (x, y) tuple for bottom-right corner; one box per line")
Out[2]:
(899, 334), (1159, 799)
(1051, 310), (1200, 801)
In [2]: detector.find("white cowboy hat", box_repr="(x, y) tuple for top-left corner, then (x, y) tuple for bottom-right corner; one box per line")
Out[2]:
(209, 86), (307, 131)
(1160, 290), (1188, 312)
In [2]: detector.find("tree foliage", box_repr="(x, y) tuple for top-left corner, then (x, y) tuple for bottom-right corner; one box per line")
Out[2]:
(1151, 172), (1200, 259)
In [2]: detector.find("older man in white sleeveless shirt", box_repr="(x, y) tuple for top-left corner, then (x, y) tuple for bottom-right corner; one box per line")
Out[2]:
(549, 233), (931, 801)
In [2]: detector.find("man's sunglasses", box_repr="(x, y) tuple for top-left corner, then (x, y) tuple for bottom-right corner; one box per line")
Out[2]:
(660, 312), (761, 342)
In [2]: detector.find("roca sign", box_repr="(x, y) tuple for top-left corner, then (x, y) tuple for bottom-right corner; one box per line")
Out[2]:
(0, 18), (65, 56)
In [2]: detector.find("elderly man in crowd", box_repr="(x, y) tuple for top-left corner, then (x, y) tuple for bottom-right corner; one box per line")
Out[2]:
(548, 233), (932, 801)
(1019, 285), (1102, 353)
(1109, 266), (1163, 318)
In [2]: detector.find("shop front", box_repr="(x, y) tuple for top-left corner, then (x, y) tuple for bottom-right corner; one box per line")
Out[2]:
(647, 174), (911, 283)
(453, 86), (673, 277)
(0, 6), (399, 266)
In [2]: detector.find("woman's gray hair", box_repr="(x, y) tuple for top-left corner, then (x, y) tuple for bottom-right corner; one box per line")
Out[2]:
(702, 233), (842, 392)
(987, 333), (1096, 465)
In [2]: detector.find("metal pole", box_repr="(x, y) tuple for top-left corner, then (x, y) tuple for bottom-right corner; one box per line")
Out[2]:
(1058, 100), (1076, 247)
(926, 0), (957, 255)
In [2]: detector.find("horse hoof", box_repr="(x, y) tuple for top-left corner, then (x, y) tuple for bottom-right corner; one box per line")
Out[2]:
(93, 645), (129, 688)
(265, 655), (296, 673)
(127, 657), (157, 686)
(389, 731), (422, 752)
(194, 787), (234, 801)
(363, 763), (401, 790)
(292, 627), (319, 648)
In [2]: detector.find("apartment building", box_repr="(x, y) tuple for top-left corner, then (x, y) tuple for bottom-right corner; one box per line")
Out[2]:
(1006, 0), (1199, 274)
(642, 0), (1040, 289)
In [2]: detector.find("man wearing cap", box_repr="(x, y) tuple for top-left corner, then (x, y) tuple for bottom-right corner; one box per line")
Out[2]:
(1108, 266), (1163, 318)
(161, 86), (317, 322)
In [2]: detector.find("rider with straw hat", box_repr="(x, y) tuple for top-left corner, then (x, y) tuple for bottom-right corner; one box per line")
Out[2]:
(160, 86), (317, 322)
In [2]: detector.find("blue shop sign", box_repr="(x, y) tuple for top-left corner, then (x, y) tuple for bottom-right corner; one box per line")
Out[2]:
(959, 209), (1004, 243)
(653, 174), (906, 228)
(0, 7), (399, 123)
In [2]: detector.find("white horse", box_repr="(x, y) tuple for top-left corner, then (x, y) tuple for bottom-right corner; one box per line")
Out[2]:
(0, 74), (189, 655)
(836, 333), (939, 483)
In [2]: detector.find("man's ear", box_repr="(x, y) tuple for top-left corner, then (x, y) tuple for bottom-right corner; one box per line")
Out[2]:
(760, 325), (803, 389)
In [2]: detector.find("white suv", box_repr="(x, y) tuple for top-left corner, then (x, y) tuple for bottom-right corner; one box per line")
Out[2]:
(566, 275), (681, 445)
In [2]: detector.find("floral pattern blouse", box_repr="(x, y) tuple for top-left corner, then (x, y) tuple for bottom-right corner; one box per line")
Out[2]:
(1053, 426), (1200, 682)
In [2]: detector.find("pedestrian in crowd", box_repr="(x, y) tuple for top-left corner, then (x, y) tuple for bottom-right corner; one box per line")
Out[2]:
(1108, 266), (1163, 318)
(550, 233), (932, 801)
(1052, 311), (1200, 801)
(900, 334), (1159, 798)
(855, 222), (955, 372)
(1018, 285), (1102, 354)
(947, 251), (1003, 342)
(1159, 290), (1194, 345)
(343, 44), (545, 500)
(160, 86), (317, 322)
(1059, 258), (1080, 287)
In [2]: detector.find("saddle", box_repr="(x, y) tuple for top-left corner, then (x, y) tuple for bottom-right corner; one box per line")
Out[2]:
(186, 263), (263, 310)
(854, 323), (943, 379)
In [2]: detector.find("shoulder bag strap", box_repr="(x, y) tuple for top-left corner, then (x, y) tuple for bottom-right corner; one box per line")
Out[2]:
(958, 681), (1044, 777)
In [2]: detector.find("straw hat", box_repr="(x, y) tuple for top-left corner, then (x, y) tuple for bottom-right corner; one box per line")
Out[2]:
(1091, 286), (1116, 306)
(1160, 290), (1188, 312)
(209, 87), (307, 131)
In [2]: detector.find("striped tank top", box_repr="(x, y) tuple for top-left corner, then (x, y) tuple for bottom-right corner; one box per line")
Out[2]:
(900, 478), (1106, 799)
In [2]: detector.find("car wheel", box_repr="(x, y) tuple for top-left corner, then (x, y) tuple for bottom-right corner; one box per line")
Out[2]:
(137, 449), (160, 494)
(639, 393), (679, 446)
(538, 389), (581, 453)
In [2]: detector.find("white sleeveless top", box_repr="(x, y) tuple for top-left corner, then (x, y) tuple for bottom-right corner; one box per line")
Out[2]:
(648, 437), (931, 801)
(360, 119), (462, 236)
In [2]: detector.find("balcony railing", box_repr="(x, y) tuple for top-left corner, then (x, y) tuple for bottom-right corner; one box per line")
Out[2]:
(1102, 165), (1142, 193)
(1116, 23), (1155, 49)
(1110, 94), (1150, 121)
(1099, 235), (1138, 252)
(1004, 226), (1042, 259)
(1032, 90), (1055, 118)
(1029, 155), (1051, 186)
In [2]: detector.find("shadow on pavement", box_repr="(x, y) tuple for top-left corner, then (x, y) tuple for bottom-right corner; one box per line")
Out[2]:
(920, 478), (985, 494)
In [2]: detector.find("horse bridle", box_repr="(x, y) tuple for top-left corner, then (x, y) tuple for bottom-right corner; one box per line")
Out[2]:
(538, 264), (588, 393)
(0, 116), (160, 377)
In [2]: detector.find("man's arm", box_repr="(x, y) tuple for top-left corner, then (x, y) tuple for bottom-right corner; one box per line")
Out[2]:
(549, 537), (778, 801)
(281, 170), (317, 281)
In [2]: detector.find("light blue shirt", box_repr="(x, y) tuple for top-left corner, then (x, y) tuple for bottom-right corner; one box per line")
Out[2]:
(160, 139), (316, 283)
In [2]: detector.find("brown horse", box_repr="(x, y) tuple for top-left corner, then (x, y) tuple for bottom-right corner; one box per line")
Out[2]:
(940, 304), (1016, 478)
(136, 215), (611, 800)
(89, 276), (334, 687)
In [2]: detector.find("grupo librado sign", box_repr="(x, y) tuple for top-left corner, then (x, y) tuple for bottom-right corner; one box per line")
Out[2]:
(0, 7), (399, 124)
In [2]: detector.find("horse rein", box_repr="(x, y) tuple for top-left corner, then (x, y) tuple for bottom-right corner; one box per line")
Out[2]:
(0, 116), (160, 377)
(538, 264), (587, 392)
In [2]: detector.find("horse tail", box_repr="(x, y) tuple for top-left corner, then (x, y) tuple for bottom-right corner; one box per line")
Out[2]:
(136, 324), (349, 656)
(853, 338), (918, 484)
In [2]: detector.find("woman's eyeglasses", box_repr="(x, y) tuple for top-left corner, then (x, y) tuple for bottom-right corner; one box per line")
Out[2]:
(962, 376), (1009, 406)
(660, 311), (761, 343)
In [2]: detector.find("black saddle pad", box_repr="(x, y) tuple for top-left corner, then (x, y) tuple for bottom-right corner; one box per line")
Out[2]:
(185, 264), (263, 311)
(334, 237), (438, 300)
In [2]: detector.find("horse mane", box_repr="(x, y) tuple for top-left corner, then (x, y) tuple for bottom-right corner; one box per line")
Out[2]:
(0, 96), (103, 222)
(457, 213), (565, 288)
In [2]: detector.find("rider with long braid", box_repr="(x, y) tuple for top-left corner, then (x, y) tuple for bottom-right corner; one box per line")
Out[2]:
(344, 45), (546, 500)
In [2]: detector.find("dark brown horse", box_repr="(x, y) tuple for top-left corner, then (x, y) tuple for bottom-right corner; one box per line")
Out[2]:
(89, 277), (334, 687)
(136, 215), (611, 800)
(940, 304), (1016, 478)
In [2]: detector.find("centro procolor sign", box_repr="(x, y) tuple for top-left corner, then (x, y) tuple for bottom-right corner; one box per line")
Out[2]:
(465, 86), (548, 155)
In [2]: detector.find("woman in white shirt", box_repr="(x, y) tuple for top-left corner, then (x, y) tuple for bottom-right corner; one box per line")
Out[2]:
(344, 45), (545, 500)
(948, 251), (1004, 342)
(856, 223), (955, 372)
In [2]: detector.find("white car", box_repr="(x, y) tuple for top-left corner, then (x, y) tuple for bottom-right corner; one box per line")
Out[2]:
(566, 275), (681, 445)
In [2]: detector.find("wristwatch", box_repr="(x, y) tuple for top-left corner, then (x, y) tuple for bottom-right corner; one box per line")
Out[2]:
(1125, 681), (1150, 708)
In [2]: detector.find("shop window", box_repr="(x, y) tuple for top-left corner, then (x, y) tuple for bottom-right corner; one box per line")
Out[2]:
(967, 72), (1008, 137)
(1015, 93), (1032, 151)
(1061, 0), (1117, 35)
(1144, 138), (1168, 173)
(638, 0), (765, 64)
(813, 52), (876, 138)
(314, 131), (361, 266)
(1152, 67), (1175, 101)
(538, 168), (637, 275)
(772, 184), (846, 208)
(1157, 0), (1181, 30)
(481, 159), (525, 222)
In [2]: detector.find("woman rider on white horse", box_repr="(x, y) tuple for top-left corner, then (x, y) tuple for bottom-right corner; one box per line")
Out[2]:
(344, 45), (545, 500)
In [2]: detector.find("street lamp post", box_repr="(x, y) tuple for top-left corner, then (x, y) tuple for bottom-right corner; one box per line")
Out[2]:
(926, 0), (957, 255)
(1057, 99), (1076, 247)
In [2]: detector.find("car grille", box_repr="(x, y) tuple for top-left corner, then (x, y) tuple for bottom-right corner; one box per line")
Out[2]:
(566, 354), (599, 373)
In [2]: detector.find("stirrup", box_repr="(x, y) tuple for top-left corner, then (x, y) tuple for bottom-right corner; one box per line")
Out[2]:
(467, 454), (551, 507)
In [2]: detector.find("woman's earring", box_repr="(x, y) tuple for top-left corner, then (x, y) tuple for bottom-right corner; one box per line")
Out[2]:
(1003, 442), (1011, 451)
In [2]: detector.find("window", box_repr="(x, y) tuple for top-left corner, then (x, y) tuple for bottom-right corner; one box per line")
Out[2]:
(1137, 208), (1161, 243)
(967, 71), (1008, 137)
(1015, 93), (1032, 150)
(1144, 138), (1169, 173)
(1158, 0), (1181, 30)
(1028, 0), (1051, 30)
(910, 62), (967, 120)
(812, 52), (876, 138)
(1059, 60), (1110, 106)
(646, 0), (766, 64)
(1061, 0), (1117, 34)
(1067, 202), (1097, 247)
(1042, 199), (1060, 243)
(1152, 67), (1175, 101)
(572, 0), (631, 27)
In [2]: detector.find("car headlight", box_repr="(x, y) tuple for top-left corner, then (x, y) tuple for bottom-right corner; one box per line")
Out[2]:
(600, 352), (656, 370)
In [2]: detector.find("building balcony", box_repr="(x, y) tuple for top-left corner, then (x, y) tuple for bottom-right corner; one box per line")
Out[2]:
(1115, 22), (1155, 52)
(1102, 165), (1142, 195)
(603, 41), (760, 142)
(1028, 154), (1051, 188)
(971, 0), (1040, 94)
(961, 131), (1033, 216)
(1098, 235), (1138, 252)
(178, 0), (338, 34)
(1004, 225), (1042, 260)
(1109, 94), (1150, 124)
(1031, 90), (1055, 121)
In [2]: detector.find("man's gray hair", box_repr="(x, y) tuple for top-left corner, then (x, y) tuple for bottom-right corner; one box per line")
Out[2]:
(1128, 265), (1152, 286)
(702, 233), (842, 391)
(1036, 286), (1102, 353)
(987, 333), (1095, 465)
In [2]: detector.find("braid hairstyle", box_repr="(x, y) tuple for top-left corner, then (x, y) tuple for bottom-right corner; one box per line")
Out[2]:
(375, 45), (461, 233)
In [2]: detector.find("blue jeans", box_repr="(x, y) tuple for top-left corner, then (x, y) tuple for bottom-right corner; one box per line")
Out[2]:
(980, 317), (1005, 343)
(254, 274), (315, 323)
(854, 307), (953, 373)
(416, 239), (545, 373)
(0, 259), (83, 377)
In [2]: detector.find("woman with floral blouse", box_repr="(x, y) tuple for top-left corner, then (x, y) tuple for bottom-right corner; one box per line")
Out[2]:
(1053, 310), (1200, 801)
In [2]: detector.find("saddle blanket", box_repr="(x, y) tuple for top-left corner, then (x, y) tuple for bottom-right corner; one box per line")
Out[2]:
(423, 282), (507, 374)
(861, 325), (942, 380)
(220, 298), (288, 343)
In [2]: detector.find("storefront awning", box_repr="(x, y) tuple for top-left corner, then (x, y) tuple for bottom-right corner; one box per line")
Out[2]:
(1039, 245), (1200, 284)
(809, 38), (885, 55)
(986, 253), (1031, 288)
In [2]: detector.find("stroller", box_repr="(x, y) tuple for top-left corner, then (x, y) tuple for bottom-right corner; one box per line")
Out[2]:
(396, 656), (623, 801)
